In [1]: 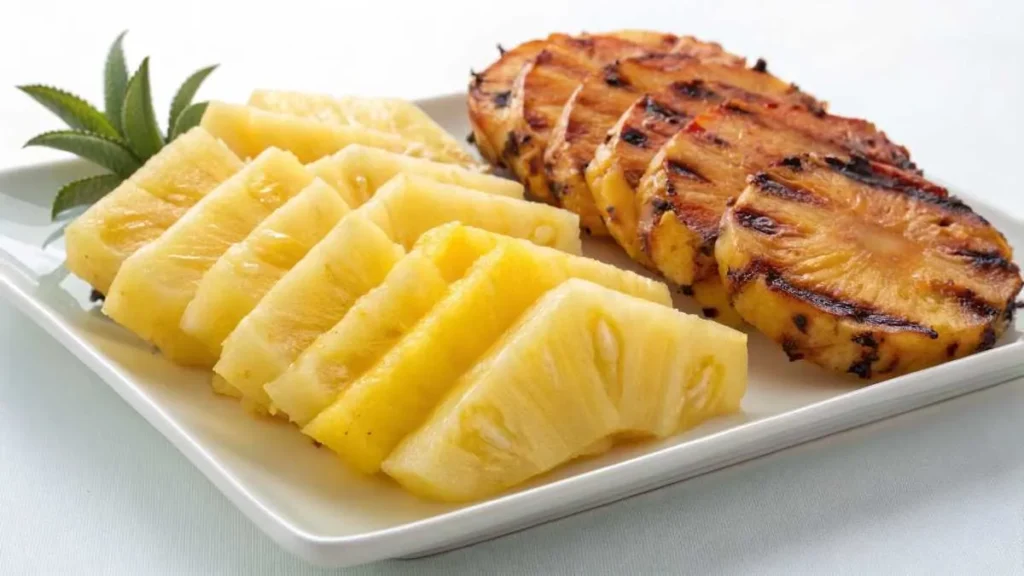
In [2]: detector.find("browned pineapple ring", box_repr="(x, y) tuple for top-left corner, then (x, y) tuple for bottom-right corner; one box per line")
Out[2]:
(635, 100), (915, 321)
(716, 154), (1022, 378)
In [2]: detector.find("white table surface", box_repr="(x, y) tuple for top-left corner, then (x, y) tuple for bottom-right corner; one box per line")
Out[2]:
(1, 0), (1023, 573)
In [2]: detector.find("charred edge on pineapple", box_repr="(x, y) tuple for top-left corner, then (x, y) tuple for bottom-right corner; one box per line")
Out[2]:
(604, 65), (628, 87)
(749, 173), (822, 204)
(978, 326), (998, 352)
(946, 342), (959, 358)
(666, 159), (708, 182)
(497, 43), (507, 56)
(702, 308), (720, 318)
(793, 313), (808, 333)
(684, 123), (730, 147)
(672, 80), (717, 100)
(733, 208), (780, 235)
(466, 132), (476, 144)
(847, 348), (880, 379)
(781, 337), (803, 361)
(953, 249), (1019, 273)
(728, 260), (940, 337)
(679, 285), (695, 296)
(823, 156), (961, 210)
(752, 58), (768, 73)
(722, 101), (754, 115)
(951, 287), (1001, 320)
(621, 128), (648, 147)
(852, 332), (879, 348)
(470, 69), (483, 87)
(493, 91), (512, 109)
(89, 289), (105, 303)
(644, 96), (685, 122)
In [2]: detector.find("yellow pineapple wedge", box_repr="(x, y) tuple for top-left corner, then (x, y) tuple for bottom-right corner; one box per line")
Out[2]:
(383, 278), (746, 502)
(180, 179), (350, 357)
(216, 176), (582, 410)
(266, 223), (506, 426)
(103, 149), (313, 366)
(303, 240), (672, 474)
(307, 145), (522, 207)
(249, 90), (476, 167)
(65, 128), (243, 293)
(200, 102), (444, 164)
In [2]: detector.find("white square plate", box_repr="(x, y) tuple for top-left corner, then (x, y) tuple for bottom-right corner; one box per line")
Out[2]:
(0, 93), (1021, 568)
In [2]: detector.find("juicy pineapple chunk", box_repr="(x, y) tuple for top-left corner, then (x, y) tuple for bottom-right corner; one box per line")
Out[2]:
(65, 128), (243, 293)
(303, 241), (671, 473)
(249, 90), (476, 167)
(217, 177), (580, 409)
(265, 224), (504, 425)
(103, 149), (313, 366)
(180, 179), (350, 356)
(384, 278), (746, 501)
(307, 145), (522, 207)
(201, 102), (443, 164)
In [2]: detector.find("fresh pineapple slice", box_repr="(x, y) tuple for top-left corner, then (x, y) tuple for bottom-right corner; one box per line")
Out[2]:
(65, 128), (243, 293)
(216, 176), (582, 409)
(103, 149), (313, 366)
(716, 154), (1022, 378)
(248, 90), (476, 167)
(265, 223), (504, 425)
(307, 144), (522, 208)
(383, 278), (746, 501)
(180, 179), (350, 357)
(200, 102), (445, 164)
(303, 240), (671, 473)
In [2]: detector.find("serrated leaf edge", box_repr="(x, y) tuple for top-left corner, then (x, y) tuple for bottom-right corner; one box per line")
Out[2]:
(51, 173), (124, 220)
(24, 129), (141, 177)
(120, 57), (165, 160)
(17, 84), (120, 140)
(169, 101), (209, 141)
(104, 30), (130, 134)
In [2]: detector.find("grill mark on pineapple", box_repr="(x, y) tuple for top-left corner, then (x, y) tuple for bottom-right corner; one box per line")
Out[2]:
(702, 308), (720, 319)
(524, 109), (549, 130)
(730, 260), (939, 337)
(604, 65), (629, 87)
(781, 338), (803, 361)
(852, 332), (879, 348)
(672, 80), (717, 100)
(847, 349), (879, 379)
(749, 173), (822, 205)
(643, 96), (686, 121)
(621, 128), (648, 148)
(752, 58), (768, 73)
(666, 159), (709, 182)
(792, 314), (808, 333)
(823, 156), (959, 210)
(951, 248), (1019, 273)
(503, 132), (520, 158)
(776, 156), (804, 171)
(493, 91), (512, 108)
(946, 342), (959, 358)
(977, 326), (997, 351)
(733, 208), (780, 235)
(948, 287), (1001, 320)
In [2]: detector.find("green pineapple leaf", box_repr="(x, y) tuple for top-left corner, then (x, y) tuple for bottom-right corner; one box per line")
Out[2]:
(17, 85), (120, 140)
(104, 31), (129, 133)
(168, 65), (217, 133)
(169, 101), (208, 141)
(51, 173), (123, 220)
(121, 57), (164, 160)
(25, 130), (141, 177)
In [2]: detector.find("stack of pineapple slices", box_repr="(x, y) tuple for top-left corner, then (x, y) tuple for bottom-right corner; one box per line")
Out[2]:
(64, 91), (747, 502)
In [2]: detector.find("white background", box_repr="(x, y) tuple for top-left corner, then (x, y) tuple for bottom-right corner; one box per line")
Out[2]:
(1, 0), (1023, 573)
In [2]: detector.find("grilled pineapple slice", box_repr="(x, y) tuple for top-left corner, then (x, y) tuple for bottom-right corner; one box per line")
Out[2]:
(469, 38), (549, 167)
(307, 145), (522, 207)
(180, 179), (350, 356)
(200, 102), (443, 164)
(635, 100), (914, 320)
(303, 240), (671, 474)
(499, 32), (678, 209)
(217, 175), (581, 410)
(248, 90), (475, 167)
(717, 154), (1022, 378)
(265, 224), (505, 425)
(103, 149), (313, 366)
(65, 128), (243, 293)
(383, 278), (746, 502)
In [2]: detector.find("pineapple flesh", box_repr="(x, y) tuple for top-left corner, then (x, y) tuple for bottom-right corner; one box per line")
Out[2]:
(307, 145), (522, 208)
(216, 176), (582, 410)
(383, 278), (746, 502)
(103, 148), (313, 366)
(265, 223), (505, 425)
(716, 154), (1022, 378)
(200, 102), (445, 164)
(303, 240), (672, 474)
(180, 178), (350, 357)
(248, 90), (477, 167)
(64, 128), (243, 293)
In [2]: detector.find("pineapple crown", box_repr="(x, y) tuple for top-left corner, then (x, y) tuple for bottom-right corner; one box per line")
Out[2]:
(18, 31), (218, 220)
